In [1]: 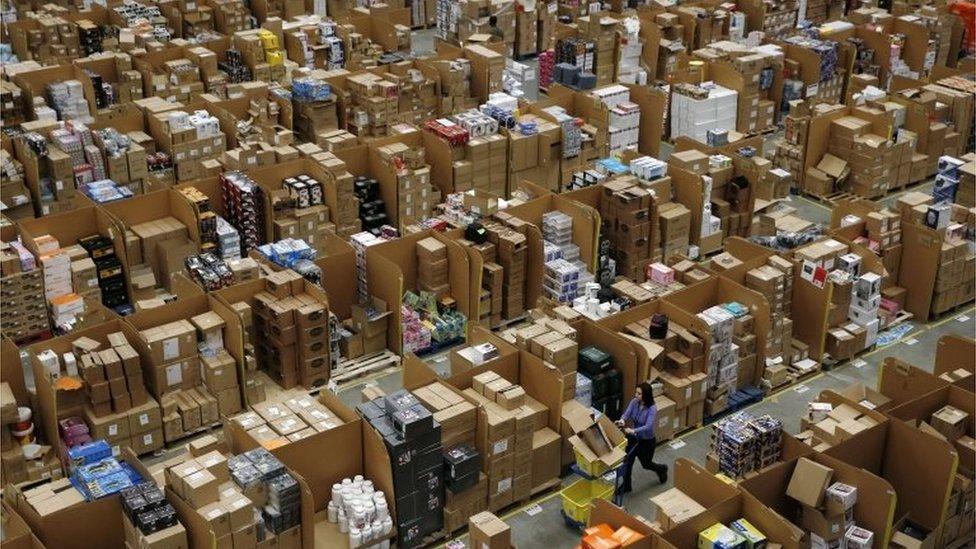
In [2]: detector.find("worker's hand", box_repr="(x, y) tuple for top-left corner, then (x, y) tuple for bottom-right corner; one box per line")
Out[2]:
(624, 428), (635, 435)
(615, 419), (625, 427)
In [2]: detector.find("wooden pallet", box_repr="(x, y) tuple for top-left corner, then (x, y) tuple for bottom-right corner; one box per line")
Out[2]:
(801, 190), (862, 207)
(491, 313), (529, 331)
(884, 309), (913, 329)
(929, 300), (976, 322)
(329, 350), (400, 385)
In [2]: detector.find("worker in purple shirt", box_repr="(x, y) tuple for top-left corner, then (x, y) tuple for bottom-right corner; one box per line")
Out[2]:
(616, 381), (668, 494)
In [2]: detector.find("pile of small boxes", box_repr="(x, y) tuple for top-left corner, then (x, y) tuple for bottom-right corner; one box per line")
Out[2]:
(166, 446), (303, 548)
(0, 238), (48, 341)
(46, 80), (91, 122)
(145, 107), (225, 181)
(783, 457), (874, 548)
(36, 332), (163, 456)
(220, 171), (264, 253)
(121, 481), (186, 549)
(417, 237), (450, 300)
(269, 174), (333, 255)
(710, 411), (783, 478)
(377, 142), (437, 228)
(600, 177), (655, 281)
(670, 82), (738, 144)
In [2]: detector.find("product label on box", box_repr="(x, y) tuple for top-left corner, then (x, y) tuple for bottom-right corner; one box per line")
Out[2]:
(163, 337), (179, 360)
(112, 444), (121, 456)
(493, 439), (509, 455)
(144, 433), (153, 445)
(497, 477), (512, 493)
(109, 425), (118, 436)
(166, 362), (183, 386)
(139, 413), (149, 426)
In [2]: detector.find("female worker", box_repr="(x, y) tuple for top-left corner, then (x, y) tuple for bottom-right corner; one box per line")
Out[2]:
(616, 382), (668, 494)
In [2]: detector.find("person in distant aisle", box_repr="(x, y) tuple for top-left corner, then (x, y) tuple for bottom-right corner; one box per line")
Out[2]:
(616, 381), (668, 494)
(487, 16), (505, 43)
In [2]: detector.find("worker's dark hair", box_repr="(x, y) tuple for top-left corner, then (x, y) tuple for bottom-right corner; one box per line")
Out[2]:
(489, 15), (498, 25)
(639, 381), (655, 407)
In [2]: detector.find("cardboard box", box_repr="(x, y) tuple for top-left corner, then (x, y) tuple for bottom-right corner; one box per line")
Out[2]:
(469, 511), (510, 549)
(786, 457), (833, 507)
(649, 488), (706, 531)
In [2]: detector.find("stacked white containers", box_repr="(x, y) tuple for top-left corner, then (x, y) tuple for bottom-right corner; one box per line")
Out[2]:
(670, 84), (738, 144)
(616, 17), (645, 84)
(350, 232), (384, 303)
(542, 211), (594, 302)
(593, 85), (641, 155)
(849, 272), (882, 348)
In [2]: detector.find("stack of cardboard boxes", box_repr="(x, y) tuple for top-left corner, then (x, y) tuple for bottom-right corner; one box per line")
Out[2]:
(828, 115), (903, 198)
(0, 149), (31, 221)
(232, 392), (344, 447)
(931, 217), (975, 315)
(13, 13), (82, 65)
(387, 63), (438, 126)
(600, 178), (654, 281)
(658, 202), (691, 261)
(268, 174), (333, 255)
(487, 215), (528, 320)
(669, 82), (738, 143)
(0, 239), (48, 341)
(463, 371), (559, 512)
(745, 259), (794, 363)
(436, 0), (515, 51)
(377, 142), (437, 229)
(346, 72), (399, 138)
(616, 316), (706, 438)
(143, 102), (226, 182)
(249, 269), (330, 389)
(128, 216), (191, 291)
(695, 42), (783, 134)
(311, 151), (360, 238)
(699, 305), (739, 414)
(291, 75), (340, 143)
(417, 237), (450, 300)
(576, 15), (616, 87)
(508, 314), (579, 402)
(412, 381), (481, 532)
(451, 132), (508, 198)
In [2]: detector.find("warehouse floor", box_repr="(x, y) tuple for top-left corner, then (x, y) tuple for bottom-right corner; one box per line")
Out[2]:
(334, 289), (973, 548)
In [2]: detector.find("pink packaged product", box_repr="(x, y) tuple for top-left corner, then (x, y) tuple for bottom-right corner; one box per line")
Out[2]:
(58, 416), (91, 446)
(647, 262), (675, 285)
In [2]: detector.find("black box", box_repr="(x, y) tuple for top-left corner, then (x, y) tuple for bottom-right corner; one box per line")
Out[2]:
(444, 445), (480, 481)
(392, 405), (433, 439)
(579, 345), (611, 377)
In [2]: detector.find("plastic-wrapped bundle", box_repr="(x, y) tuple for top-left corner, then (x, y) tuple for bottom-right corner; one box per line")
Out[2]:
(713, 412), (756, 478)
(747, 226), (826, 251)
(292, 77), (333, 102)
